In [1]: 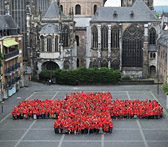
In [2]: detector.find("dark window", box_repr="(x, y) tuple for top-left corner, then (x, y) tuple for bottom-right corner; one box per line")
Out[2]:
(122, 25), (143, 67)
(47, 36), (52, 52)
(77, 58), (79, 67)
(150, 52), (156, 59)
(101, 60), (108, 67)
(149, 28), (156, 45)
(101, 25), (108, 49)
(55, 36), (58, 52)
(94, 5), (97, 14)
(60, 5), (63, 12)
(111, 59), (119, 70)
(92, 26), (98, 48)
(111, 26), (119, 49)
(75, 4), (81, 15)
(62, 25), (69, 47)
(75, 35), (79, 46)
(64, 61), (70, 69)
(41, 35), (44, 52)
(42, 61), (59, 70)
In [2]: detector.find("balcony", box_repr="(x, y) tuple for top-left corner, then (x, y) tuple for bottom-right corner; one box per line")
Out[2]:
(4, 76), (21, 89)
(5, 63), (21, 76)
(4, 50), (19, 60)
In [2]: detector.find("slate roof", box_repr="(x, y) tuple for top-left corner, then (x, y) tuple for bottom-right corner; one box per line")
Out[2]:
(90, 0), (159, 23)
(161, 12), (168, 17)
(148, 45), (157, 51)
(43, 2), (66, 19)
(0, 15), (18, 29)
(39, 24), (59, 34)
(157, 31), (168, 47)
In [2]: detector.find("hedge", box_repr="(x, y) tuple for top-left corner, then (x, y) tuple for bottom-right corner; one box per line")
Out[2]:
(39, 67), (121, 85)
(161, 83), (168, 95)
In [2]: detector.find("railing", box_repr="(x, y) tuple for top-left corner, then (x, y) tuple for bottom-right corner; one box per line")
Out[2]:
(5, 63), (21, 74)
(4, 76), (21, 89)
(4, 50), (19, 60)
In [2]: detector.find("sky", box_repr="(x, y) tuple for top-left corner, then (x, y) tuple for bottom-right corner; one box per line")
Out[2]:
(105, 0), (168, 7)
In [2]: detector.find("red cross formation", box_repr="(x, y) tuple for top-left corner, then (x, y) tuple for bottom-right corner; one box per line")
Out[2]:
(11, 92), (163, 134)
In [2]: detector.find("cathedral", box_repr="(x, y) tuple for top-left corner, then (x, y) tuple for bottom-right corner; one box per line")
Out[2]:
(28, 0), (160, 78)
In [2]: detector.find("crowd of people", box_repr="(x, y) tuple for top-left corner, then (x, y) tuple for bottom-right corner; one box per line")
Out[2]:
(11, 92), (163, 134)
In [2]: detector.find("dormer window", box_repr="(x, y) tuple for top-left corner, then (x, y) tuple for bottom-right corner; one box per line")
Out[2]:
(130, 10), (134, 17)
(113, 10), (118, 17)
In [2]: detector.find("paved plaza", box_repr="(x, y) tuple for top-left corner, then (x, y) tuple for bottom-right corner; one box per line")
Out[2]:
(0, 87), (168, 147)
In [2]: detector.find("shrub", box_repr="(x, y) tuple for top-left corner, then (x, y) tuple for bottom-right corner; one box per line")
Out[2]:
(161, 83), (168, 95)
(39, 67), (121, 85)
(122, 75), (131, 80)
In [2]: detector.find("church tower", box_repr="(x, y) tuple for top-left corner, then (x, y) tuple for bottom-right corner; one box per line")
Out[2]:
(121, 0), (153, 10)
(59, 0), (105, 17)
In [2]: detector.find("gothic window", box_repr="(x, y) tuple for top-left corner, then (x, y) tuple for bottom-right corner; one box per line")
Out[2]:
(60, 5), (63, 12)
(92, 26), (98, 48)
(55, 36), (58, 52)
(62, 25), (69, 47)
(75, 4), (81, 15)
(94, 5), (97, 14)
(40, 35), (44, 52)
(64, 61), (70, 69)
(75, 35), (79, 46)
(47, 36), (52, 52)
(111, 59), (119, 70)
(101, 60), (108, 67)
(101, 25), (108, 49)
(111, 26), (119, 49)
(122, 25), (143, 67)
(149, 28), (156, 45)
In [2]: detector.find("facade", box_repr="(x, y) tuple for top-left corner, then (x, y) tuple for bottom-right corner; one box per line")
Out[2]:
(157, 31), (168, 83)
(30, 2), (77, 76)
(0, 15), (24, 99)
(88, 0), (159, 78)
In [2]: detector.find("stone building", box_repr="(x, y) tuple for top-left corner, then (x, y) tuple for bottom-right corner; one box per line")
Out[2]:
(157, 31), (168, 83)
(88, 0), (159, 78)
(29, 0), (159, 78)
(0, 15), (24, 99)
(121, 0), (153, 10)
(30, 1), (77, 75)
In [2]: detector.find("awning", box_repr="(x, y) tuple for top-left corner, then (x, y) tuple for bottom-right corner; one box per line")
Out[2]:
(3, 39), (19, 48)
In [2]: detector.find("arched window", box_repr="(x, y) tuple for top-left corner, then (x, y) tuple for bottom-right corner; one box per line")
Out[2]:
(92, 26), (98, 48)
(47, 36), (52, 52)
(111, 59), (119, 70)
(64, 61), (70, 69)
(149, 28), (156, 45)
(111, 26), (119, 49)
(101, 60), (108, 67)
(101, 25), (108, 49)
(60, 5), (63, 12)
(77, 58), (79, 67)
(75, 4), (81, 15)
(122, 25), (143, 67)
(62, 25), (69, 47)
(94, 5), (97, 14)
(75, 35), (79, 46)
(55, 36), (58, 52)
(42, 61), (59, 70)
(40, 35), (44, 52)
